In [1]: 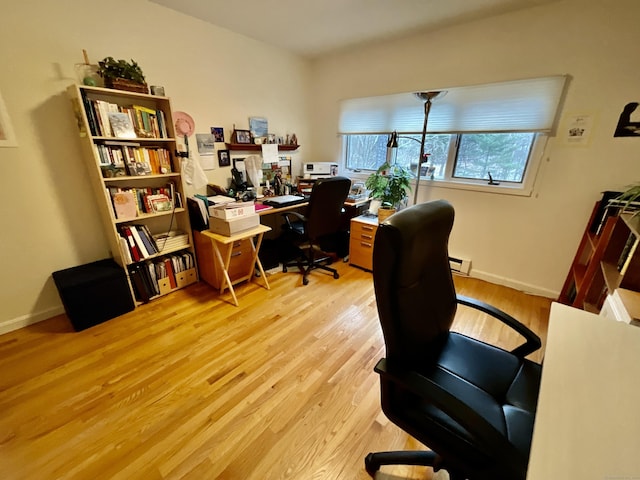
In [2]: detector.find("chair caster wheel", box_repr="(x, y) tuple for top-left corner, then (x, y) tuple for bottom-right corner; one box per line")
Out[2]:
(303, 277), (309, 285)
(283, 266), (288, 273)
(333, 272), (339, 279)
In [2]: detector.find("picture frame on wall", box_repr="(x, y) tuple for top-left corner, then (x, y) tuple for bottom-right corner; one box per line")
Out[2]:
(0, 89), (17, 147)
(232, 129), (252, 144)
(218, 149), (230, 167)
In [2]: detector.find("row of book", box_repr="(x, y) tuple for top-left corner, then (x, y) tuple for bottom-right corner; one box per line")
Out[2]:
(96, 142), (173, 178)
(118, 223), (190, 263)
(119, 224), (163, 262)
(108, 182), (181, 219)
(82, 95), (169, 139)
(129, 252), (195, 303)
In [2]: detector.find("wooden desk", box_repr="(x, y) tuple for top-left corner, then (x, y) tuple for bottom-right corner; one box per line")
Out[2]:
(198, 224), (271, 306)
(526, 302), (640, 479)
(256, 202), (308, 217)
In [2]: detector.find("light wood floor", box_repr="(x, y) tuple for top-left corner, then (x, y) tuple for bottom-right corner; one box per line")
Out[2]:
(0, 262), (551, 480)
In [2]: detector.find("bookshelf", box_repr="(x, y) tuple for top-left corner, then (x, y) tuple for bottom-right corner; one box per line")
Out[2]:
(67, 84), (197, 305)
(559, 198), (640, 313)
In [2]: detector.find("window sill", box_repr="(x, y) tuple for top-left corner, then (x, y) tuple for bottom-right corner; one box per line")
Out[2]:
(347, 171), (533, 197)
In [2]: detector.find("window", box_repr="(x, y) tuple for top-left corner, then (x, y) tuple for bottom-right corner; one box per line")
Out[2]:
(339, 76), (566, 195)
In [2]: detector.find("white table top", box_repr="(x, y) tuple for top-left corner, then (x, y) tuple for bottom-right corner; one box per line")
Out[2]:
(527, 302), (640, 479)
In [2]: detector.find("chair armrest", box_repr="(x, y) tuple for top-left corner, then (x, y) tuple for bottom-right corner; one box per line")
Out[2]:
(456, 294), (541, 357)
(375, 358), (527, 476)
(282, 211), (306, 222)
(281, 211), (307, 229)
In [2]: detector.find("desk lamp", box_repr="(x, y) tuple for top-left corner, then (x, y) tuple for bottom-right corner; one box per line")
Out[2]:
(413, 91), (445, 205)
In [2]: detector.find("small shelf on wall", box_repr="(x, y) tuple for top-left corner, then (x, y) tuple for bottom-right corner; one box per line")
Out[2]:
(225, 143), (299, 151)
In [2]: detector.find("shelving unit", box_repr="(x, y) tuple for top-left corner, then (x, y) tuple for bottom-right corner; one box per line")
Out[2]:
(67, 84), (197, 305)
(225, 143), (299, 151)
(559, 199), (640, 313)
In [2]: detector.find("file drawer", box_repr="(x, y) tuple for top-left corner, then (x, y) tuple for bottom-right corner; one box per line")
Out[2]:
(349, 216), (378, 271)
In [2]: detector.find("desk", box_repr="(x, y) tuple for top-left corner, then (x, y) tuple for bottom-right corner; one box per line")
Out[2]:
(526, 302), (640, 479)
(198, 224), (271, 306)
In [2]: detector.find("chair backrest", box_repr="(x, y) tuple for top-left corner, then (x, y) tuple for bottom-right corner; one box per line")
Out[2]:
(304, 176), (351, 240)
(373, 200), (457, 367)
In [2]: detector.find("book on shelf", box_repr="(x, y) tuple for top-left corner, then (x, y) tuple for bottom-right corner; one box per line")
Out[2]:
(128, 224), (151, 258)
(132, 224), (158, 257)
(163, 257), (177, 289)
(112, 190), (137, 220)
(119, 236), (133, 264)
(619, 236), (639, 276)
(129, 265), (151, 303)
(153, 230), (189, 252)
(120, 226), (141, 262)
(108, 112), (136, 139)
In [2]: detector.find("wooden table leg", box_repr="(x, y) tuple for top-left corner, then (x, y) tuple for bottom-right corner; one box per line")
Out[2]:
(249, 232), (270, 290)
(210, 238), (239, 306)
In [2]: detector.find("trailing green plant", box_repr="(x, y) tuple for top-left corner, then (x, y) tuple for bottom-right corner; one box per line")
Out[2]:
(97, 57), (146, 84)
(364, 162), (412, 209)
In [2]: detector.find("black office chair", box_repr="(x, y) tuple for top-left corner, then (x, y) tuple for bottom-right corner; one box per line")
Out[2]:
(281, 176), (351, 285)
(366, 200), (542, 480)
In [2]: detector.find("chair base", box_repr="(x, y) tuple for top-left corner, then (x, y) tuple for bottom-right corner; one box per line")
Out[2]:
(364, 450), (463, 479)
(282, 247), (340, 285)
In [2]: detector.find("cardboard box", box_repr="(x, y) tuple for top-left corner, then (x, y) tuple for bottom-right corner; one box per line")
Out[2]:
(209, 201), (256, 220)
(208, 213), (260, 236)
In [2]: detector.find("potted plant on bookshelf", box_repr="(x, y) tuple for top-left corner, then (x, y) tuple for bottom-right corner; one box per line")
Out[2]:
(365, 162), (412, 223)
(97, 57), (148, 94)
(617, 182), (640, 216)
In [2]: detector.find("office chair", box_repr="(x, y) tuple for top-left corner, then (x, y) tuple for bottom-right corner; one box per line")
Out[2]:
(366, 200), (542, 480)
(281, 176), (351, 285)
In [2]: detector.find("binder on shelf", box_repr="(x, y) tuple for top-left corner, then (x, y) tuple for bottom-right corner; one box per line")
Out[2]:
(132, 224), (157, 257)
(121, 226), (141, 262)
(128, 224), (150, 258)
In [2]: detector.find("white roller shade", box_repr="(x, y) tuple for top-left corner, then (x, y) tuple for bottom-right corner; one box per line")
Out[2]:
(338, 75), (568, 135)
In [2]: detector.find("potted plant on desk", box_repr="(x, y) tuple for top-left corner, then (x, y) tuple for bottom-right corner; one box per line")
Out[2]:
(365, 162), (412, 223)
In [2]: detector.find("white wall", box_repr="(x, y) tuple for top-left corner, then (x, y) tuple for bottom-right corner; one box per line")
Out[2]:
(0, 0), (310, 333)
(308, 0), (640, 297)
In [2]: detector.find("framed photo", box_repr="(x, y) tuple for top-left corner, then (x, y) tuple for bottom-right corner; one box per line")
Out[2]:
(249, 116), (268, 138)
(233, 129), (252, 144)
(218, 149), (231, 167)
(0, 89), (17, 147)
(211, 126), (224, 142)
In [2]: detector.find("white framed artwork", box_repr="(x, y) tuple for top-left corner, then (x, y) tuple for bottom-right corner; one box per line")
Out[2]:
(0, 90), (17, 147)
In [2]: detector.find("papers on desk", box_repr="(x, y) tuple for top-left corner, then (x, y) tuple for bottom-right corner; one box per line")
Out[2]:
(188, 194), (236, 230)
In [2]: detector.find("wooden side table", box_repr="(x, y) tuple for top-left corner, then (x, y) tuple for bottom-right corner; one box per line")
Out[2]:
(199, 224), (271, 306)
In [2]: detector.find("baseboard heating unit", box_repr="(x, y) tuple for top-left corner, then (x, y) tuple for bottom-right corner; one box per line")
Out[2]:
(449, 256), (471, 275)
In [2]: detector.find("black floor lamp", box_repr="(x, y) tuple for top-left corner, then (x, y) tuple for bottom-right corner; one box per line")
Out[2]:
(413, 91), (445, 205)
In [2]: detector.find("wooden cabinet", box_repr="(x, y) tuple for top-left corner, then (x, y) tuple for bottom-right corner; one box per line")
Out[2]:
(349, 215), (378, 271)
(559, 200), (640, 313)
(67, 84), (196, 304)
(193, 231), (254, 289)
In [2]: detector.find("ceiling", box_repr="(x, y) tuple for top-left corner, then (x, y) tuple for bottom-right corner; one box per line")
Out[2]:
(150, 0), (558, 58)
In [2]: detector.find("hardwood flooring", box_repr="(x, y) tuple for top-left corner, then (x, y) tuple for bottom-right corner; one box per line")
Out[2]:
(0, 262), (550, 479)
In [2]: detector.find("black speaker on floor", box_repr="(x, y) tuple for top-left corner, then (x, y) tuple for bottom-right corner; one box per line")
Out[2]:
(52, 258), (135, 331)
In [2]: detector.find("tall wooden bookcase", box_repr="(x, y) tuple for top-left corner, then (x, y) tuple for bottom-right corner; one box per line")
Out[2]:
(67, 84), (197, 305)
(559, 198), (640, 313)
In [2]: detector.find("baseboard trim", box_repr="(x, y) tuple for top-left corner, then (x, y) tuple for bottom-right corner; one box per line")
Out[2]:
(0, 306), (65, 336)
(470, 270), (559, 299)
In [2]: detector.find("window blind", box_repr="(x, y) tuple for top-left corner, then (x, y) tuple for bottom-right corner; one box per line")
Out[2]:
(338, 75), (568, 135)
